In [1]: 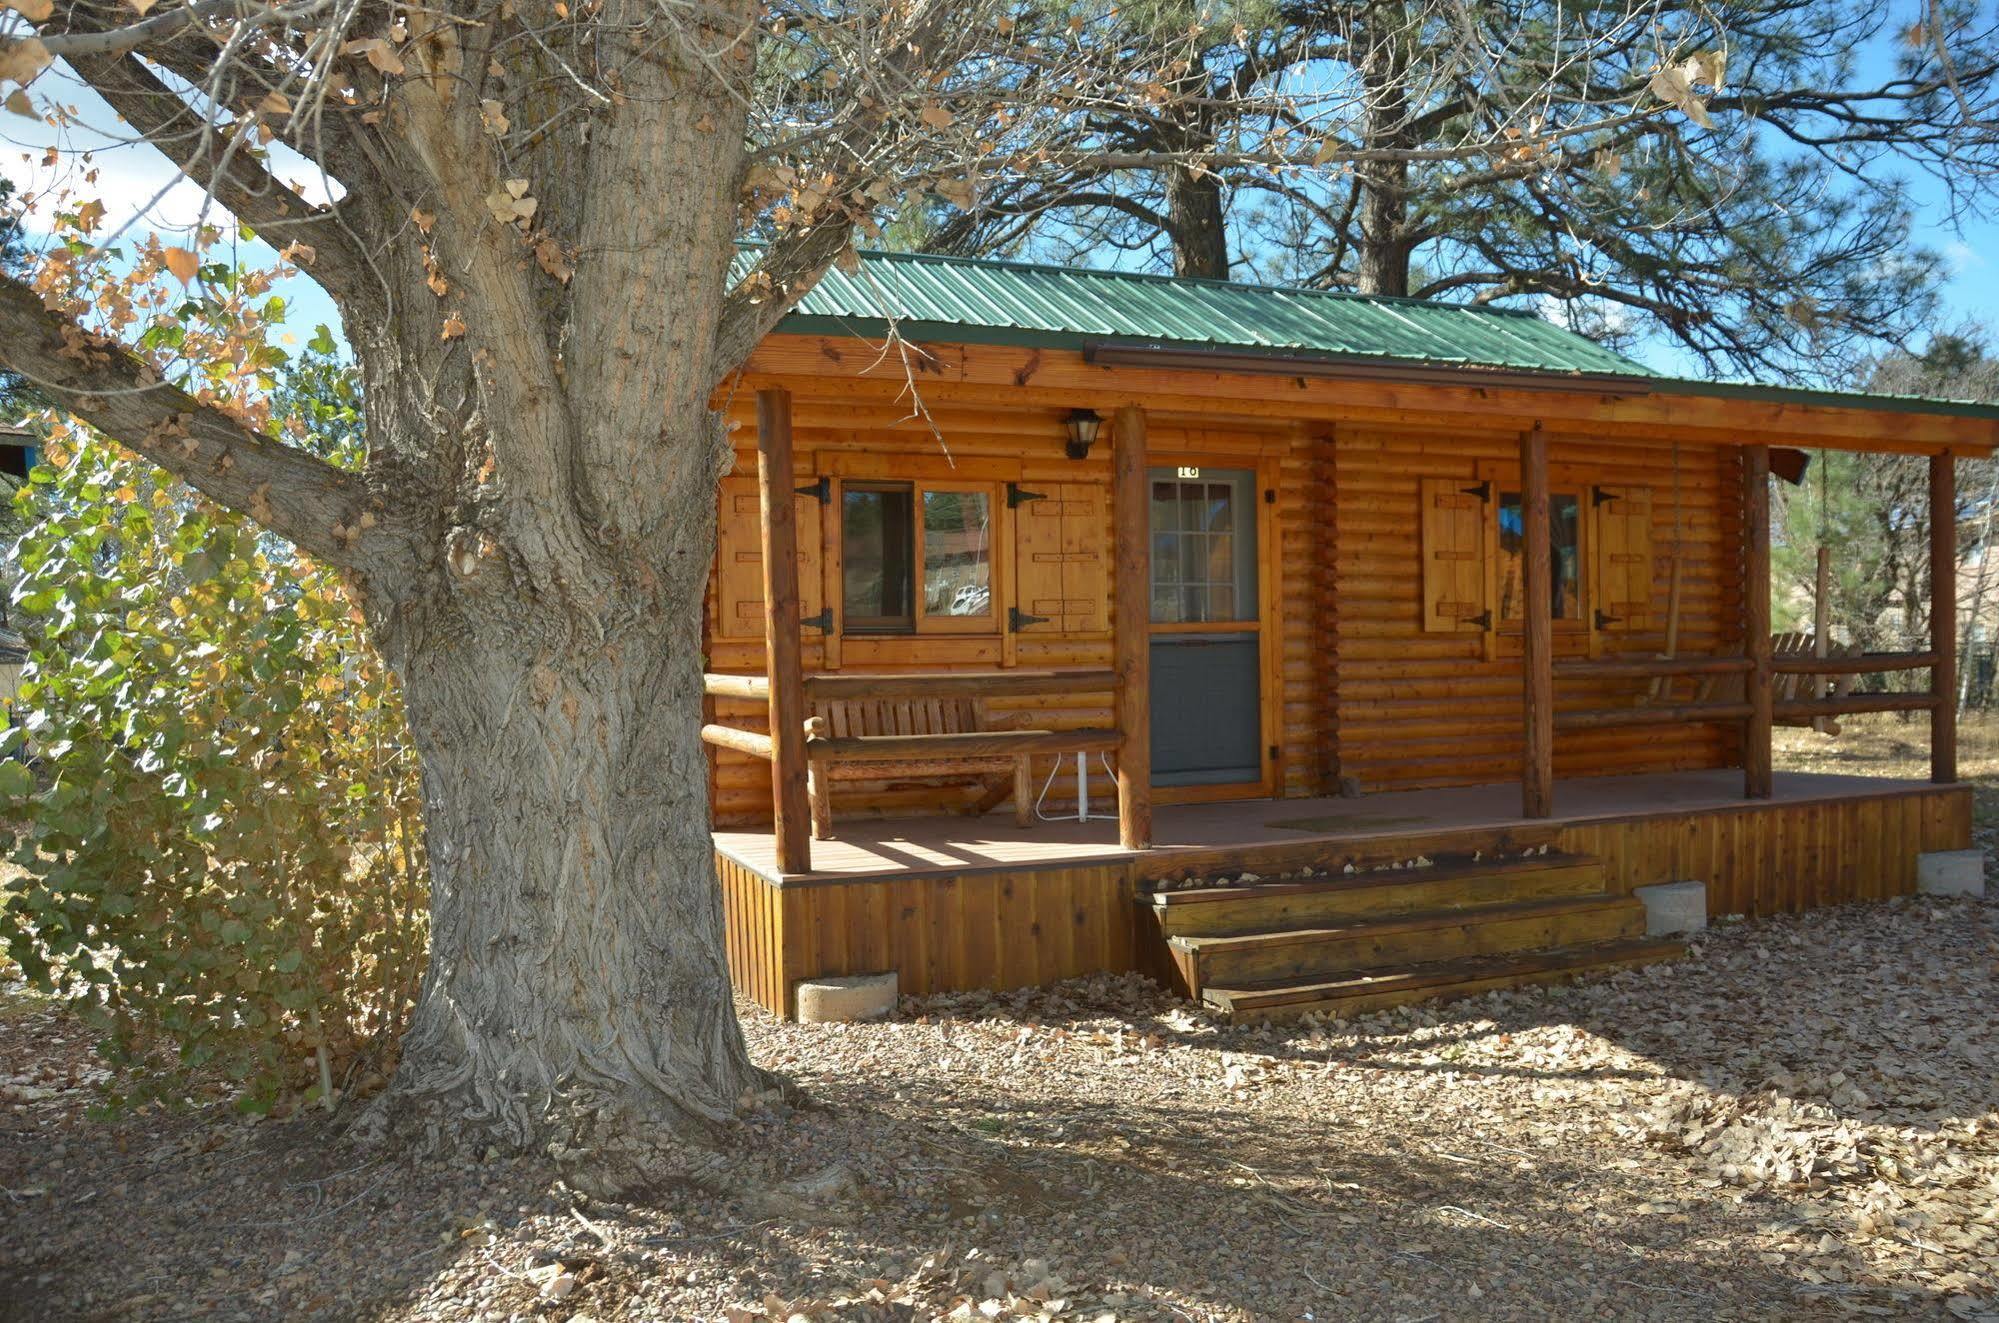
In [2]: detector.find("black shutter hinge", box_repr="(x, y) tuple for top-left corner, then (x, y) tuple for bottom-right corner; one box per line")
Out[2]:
(1468, 610), (1493, 630)
(1264, 488), (1276, 504)
(795, 476), (830, 503)
(1007, 482), (1048, 509)
(801, 607), (833, 632)
(1592, 485), (1616, 507)
(1268, 744), (1280, 761)
(1594, 608), (1621, 629)
(1009, 606), (1050, 632)
(1462, 480), (1491, 502)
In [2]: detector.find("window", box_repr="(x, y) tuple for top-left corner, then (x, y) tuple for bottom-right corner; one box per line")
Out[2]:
(840, 481), (996, 634)
(1150, 471), (1256, 624)
(1497, 491), (1582, 621)
(842, 484), (914, 630)
(1420, 476), (1653, 636)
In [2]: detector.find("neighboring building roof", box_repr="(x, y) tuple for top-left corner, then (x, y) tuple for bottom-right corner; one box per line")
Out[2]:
(761, 248), (1999, 425)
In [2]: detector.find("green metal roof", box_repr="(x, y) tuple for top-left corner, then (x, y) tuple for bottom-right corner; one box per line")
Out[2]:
(755, 248), (1999, 425)
(774, 248), (1653, 377)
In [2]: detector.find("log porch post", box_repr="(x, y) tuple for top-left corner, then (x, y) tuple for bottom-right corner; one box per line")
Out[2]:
(757, 387), (812, 874)
(1744, 444), (1773, 800)
(1931, 450), (1958, 783)
(1112, 405), (1152, 850)
(1520, 425), (1554, 818)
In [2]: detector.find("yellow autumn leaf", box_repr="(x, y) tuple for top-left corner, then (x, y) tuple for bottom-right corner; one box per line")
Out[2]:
(111, 485), (138, 504)
(163, 247), (200, 284)
(5, 0), (52, 21)
(4, 88), (31, 118)
(257, 90), (292, 116)
(441, 311), (466, 339)
(920, 103), (954, 129)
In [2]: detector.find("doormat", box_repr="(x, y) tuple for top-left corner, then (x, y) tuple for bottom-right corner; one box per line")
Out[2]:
(1265, 813), (1431, 833)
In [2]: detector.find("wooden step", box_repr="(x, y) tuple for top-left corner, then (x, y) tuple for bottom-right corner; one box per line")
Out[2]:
(1147, 851), (1607, 938)
(1170, 894), (1646, 990)
(1202, 938), (1686, 1024)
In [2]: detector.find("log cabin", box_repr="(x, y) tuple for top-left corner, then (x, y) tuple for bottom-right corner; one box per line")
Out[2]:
(704, 250), (1999, 1022)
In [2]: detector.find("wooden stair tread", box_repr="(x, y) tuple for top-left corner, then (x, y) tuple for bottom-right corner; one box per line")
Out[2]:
(1148, 850), (1598, 908)
(1167, 892), (1639, 957)
(1203, 937), (1686, 1014)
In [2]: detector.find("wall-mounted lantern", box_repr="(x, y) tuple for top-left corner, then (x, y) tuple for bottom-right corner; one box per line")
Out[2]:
(1064, 408), (1101, 461)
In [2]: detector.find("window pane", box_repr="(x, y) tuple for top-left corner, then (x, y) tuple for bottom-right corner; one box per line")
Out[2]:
(1153, 533), (1182, 584)
(1179, 533), (1206, 587)
(842, 486), (913, 627)
(1152, 482), (1179, 533)
(1498, 491), (1581, 621)
(1205, 535), (1233, 585)
(1206, 482), (1233, 532)
(921, 490), (991, 617)
(1152, 584), (1183, 622)
(1183, 586), (1209, 622)
(1209, 585), (1235, 621)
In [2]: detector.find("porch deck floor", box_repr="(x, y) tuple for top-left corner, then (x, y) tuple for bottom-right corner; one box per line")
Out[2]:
(713, 768), (1947, 880)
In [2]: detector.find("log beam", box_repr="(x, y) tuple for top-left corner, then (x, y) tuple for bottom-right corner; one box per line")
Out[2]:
(757, 388), (812, 874)
(1520, 426), (1554, 818)
(1932, 451), (1958, 784)
(1744, 445), (1773, 799)
(1112, 405), (1152, 850)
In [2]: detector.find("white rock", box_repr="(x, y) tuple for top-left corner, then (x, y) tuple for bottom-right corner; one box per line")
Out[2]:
(1916, 849), (1986, 898)
(1635, 880), (1708, 936)
(795, 972), (898, 1023)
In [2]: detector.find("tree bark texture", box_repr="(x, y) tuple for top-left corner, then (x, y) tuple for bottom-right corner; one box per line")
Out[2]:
(0, 0), (790, 1155)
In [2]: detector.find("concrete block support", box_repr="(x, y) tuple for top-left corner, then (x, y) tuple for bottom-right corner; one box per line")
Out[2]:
(1916, 849), (1987, 899)
(795, 972), (899, 1024)
(1635, 880), (1708, 936)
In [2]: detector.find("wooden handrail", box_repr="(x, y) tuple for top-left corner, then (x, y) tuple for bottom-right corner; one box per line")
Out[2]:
(1773, 693), (1938, 721)
(1555, 702), (1754, 732)
(701, 723), (774, 759)
(807, 727), (1120, 761)
(802, 668), (1116, 701)
(1769, 651), (1938, 676)
(1554, 655), (1753, 680)
(704, 673), (770, 701)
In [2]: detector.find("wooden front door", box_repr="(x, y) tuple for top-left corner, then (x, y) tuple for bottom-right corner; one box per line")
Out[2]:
(1148, 465), (1264, 789)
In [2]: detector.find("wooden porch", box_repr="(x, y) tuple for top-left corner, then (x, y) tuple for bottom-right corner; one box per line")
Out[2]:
(714, 769), (1973, 1018)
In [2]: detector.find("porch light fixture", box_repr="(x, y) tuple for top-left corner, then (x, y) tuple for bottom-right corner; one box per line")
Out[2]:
(1064, 408), (1101, 460)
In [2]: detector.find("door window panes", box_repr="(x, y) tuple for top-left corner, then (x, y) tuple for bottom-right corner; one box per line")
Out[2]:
(921, 490), (991, 618)
(1497, 491), (1582, 620)
(1150, 470), (1256, 623)
(842, 484), (914, 629)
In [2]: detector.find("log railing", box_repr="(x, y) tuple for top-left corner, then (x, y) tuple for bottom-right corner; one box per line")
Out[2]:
(1550, 651), (1945, 734)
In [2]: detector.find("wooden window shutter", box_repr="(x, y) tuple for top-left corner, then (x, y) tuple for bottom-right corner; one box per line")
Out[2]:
(1591, 485), (1653, 631)
(712, 472), (822, 639)
(1420, 477), (1491, 633)
(1013, 481), (1108, 634)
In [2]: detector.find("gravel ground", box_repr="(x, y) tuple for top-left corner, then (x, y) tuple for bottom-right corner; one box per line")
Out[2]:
(2, 887), (1995, 1323)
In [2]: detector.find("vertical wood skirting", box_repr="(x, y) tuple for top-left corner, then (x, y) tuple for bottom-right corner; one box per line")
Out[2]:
(1744, 445), (1773, 800)
(1520, 426), (1553, 818)
(1112, 405), (1152, 849)
(757, 388), (812, 874)
(1931, 451), (1958, 784)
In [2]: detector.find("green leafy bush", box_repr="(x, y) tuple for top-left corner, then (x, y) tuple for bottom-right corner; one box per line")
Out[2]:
(1, 434), (427, 1112)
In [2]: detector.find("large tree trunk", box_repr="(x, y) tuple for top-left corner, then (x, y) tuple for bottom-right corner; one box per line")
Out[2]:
(345, 390), (769, 1157)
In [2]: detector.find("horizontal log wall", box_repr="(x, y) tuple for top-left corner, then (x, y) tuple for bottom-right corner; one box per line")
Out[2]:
(706, 396), (1311, 826)
(718, 784), (1970, 1016)
(1332, 429), (1744, 790)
